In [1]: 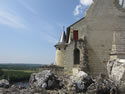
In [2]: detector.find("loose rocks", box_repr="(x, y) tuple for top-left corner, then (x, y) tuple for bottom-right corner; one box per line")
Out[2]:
(29, 70), (64, 90)
(0, 79), (9, 88)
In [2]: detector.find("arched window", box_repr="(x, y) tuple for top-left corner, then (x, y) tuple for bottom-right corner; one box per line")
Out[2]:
(74, 48), (80, 65)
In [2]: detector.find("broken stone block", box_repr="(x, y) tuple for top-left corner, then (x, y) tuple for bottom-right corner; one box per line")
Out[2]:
(107, 59), (125, 82)
(96, 73), (119, 94)
(70, 71), (94, 93)
(29, 70), (64, 90)
(0, 79), (9, 88)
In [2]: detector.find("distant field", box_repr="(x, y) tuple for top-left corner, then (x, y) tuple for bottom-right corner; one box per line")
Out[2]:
(0, 64), (41, 70)
(2, 69), (35, 73)
(0, 64), (41, 83)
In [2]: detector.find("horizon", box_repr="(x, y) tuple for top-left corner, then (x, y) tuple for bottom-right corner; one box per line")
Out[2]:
(0, 63), (42, 64)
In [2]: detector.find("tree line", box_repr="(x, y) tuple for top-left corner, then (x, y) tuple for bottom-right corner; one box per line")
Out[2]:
(0, 69), (32, 83)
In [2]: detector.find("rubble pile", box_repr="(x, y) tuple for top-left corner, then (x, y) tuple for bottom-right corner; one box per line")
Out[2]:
(0, 70), (124, 94)
(0, 86), (48, 94)
(107, 59), (125, 82)
(29, 70), (64, 90)
(94, 73), (119, 94)
(107, 59), (125, 94)
(0, 79), (9, 88)
(70, 71), (94, 93)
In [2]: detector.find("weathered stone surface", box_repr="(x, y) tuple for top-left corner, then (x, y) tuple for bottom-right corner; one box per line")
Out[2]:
(54, 0), (125, 77)
(107, 59), (125, 94)
(39, 65), (64, 76)
(0, 79), (9, 88)
(119, 81), (125, 94)
(70, 71), (94, 93)
(107, 59), (125, 82)
(0, 87), (48, 94)
(71, 71), (88, 82)
(87, 83), (96, 94)
(87, 73), (120, 94)
(29, 70), (64, 90)
(96, 73), (119, 94)
(0, 71), (123, 94)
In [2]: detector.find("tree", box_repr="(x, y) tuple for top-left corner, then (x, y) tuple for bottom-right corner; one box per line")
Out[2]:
(0, 68), (3, 76)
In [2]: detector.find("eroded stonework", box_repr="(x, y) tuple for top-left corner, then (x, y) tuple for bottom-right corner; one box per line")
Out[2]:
(55, 0), (125, 76)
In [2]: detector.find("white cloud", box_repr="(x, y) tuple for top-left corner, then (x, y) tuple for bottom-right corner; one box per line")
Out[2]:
(17, 0), (37, 14)
(80, 0), (93, 6)
(74, 5), (82, 16)
(0, 10), (26, 29)
(73, 0), (93, 16)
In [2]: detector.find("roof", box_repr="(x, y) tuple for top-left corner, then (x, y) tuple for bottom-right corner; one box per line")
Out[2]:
(55, 31), (67, 46)
(68, 17), (85, 28)
(59, 31), (66, 43)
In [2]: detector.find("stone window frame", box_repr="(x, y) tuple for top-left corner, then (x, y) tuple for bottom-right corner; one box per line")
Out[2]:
(73, 48), (80, 65)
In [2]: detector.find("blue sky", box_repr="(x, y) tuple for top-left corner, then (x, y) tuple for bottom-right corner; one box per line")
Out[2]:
(0, 0), (92, 64)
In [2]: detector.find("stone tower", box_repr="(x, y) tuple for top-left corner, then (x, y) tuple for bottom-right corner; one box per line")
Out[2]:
(55, 32), (67, 67)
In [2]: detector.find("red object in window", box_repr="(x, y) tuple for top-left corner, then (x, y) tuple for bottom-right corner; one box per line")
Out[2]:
(73, 30), (78, 40)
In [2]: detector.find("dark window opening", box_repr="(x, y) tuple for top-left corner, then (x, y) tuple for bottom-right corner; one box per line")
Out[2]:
(64, 48), (66, 50)
(73, 30), (78, 40)
(74, 48), (80, 65)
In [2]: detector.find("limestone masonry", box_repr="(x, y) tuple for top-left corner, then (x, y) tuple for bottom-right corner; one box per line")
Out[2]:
(55, 0), (125, 76)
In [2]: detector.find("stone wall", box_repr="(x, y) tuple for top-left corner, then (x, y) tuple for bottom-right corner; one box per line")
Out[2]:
(54, 0), (125, 77)
(39, 65), (64, 76)
(86, 0), (125, 76)
(64, 40), (86, 75)
(66, 0), (125, 76)
(55, 47), (65, 67)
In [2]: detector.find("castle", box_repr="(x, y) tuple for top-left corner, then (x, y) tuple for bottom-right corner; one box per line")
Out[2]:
(55, 0), (125, 76)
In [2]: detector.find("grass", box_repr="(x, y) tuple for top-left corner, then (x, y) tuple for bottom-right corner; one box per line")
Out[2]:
(0, 69), (36, 83)
(0, 64), (40, 83)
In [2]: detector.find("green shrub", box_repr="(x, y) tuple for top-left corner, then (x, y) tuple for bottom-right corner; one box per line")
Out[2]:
(0, 70), (32, 83)
(0, 69), (3, 76)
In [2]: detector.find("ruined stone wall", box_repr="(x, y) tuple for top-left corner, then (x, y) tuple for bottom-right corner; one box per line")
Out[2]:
(86, 0), (125, 76)
(64, 40), (85, 75)
(67, 0), (125, 76)
(39, 66), (64, 76)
